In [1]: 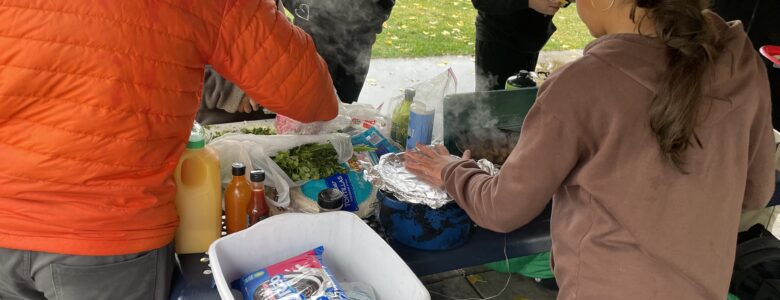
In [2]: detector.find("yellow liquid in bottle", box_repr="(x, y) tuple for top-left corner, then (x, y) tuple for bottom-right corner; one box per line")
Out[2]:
(173, 146), (222, 254)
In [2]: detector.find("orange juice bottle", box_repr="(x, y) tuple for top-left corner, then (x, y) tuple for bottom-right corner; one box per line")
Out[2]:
(225, 162), (252, 234)
(174, 123), (222, 254)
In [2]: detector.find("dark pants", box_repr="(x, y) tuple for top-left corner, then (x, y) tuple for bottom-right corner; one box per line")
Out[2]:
(0, 243), (174, 300)
(475, 39), (541, 91)
(769, 67), (780, 130)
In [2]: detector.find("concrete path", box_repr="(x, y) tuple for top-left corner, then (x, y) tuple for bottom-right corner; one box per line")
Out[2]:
(357, 50), (582, 111)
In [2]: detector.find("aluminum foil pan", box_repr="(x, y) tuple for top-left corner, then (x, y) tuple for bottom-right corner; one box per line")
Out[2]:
(364, 152), (498, 209)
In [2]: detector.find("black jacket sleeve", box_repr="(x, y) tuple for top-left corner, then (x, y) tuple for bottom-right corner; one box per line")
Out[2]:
(472, 0), (530, 14)
(378, 0), (395, 11)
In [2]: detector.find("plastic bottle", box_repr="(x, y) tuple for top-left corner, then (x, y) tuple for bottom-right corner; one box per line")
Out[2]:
(317, 188), (345, 212)
(248, 169), (269, 225)
(225, 162), (252, 234)
(390, 88), (416, 145)
(174, 122), (222, 254)
(405, 101), (434, 150)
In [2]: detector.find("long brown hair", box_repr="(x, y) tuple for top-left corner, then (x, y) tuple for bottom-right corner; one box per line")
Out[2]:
(633, 0), (722, 172)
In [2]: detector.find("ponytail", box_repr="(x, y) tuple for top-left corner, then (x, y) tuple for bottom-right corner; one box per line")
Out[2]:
(634, 0), (722, 172)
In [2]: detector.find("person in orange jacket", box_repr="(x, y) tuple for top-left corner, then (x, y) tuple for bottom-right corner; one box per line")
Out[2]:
(0, 1), (338, 299)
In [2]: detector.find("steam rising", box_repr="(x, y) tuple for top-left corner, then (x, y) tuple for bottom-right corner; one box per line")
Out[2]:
(281, 0), (394, 81)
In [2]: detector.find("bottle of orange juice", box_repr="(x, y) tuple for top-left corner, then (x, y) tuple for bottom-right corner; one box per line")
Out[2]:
(174, 122), (222, 254)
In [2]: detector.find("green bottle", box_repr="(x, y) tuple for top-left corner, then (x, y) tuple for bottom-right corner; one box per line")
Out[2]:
(390, 88), (416, 146)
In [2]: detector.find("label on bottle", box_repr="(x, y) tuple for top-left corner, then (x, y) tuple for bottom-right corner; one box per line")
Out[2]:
(390, 100), (413, 145)
(390, 122), (408, 146)
(406, 110), (434, 149)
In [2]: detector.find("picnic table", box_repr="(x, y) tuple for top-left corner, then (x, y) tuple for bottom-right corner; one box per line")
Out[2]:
(169, 173), (780, 299)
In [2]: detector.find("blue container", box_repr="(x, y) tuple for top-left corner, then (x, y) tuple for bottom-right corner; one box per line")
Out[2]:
(377, 190), (473, 251)
(405, 104), (434, 150)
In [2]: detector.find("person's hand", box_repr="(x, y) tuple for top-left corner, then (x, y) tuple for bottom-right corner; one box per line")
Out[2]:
(238, 95), (260, 113)
(530, 0), (561, 15)
(405, 144), (471, 188)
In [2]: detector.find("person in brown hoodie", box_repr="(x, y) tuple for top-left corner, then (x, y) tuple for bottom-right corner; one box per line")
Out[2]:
(406, 0), (776, 299)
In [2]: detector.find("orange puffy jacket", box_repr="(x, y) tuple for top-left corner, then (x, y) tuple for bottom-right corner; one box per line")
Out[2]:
(0, 0), (338, 255)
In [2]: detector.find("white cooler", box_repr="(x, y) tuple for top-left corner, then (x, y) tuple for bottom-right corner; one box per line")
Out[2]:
(208, 212), (430, 299)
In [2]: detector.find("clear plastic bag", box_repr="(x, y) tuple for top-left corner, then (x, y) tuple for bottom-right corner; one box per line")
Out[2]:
(209, 133), (353, 208)
(384, 68), (457, 144)
(341, 103), (390, 137)
(275, 103), (388, 136)
(275, 113), (351, 135)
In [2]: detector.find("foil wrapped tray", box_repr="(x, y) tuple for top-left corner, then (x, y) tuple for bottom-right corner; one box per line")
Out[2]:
(365, 151), (497, 209)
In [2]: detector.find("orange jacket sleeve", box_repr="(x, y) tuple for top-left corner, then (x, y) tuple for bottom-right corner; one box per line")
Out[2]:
(208, 0), (338, 123)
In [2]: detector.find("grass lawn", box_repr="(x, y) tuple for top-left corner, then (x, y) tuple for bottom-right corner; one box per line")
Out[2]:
(372, 0), (594, 58)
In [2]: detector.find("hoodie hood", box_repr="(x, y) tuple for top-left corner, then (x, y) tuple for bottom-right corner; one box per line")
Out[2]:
(583, 11), (757, 100)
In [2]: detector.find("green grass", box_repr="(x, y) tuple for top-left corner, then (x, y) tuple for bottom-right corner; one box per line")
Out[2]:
(543, 5), (595, 52)
(372, 0), (594, 58)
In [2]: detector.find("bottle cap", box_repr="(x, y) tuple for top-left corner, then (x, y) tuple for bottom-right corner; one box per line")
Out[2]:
(404, 88), (416, 99)
(317, 188), (344, 211)
(231, 163), (246, 176)
(187, 122), (205, 149)
(250, 169), (266, 182)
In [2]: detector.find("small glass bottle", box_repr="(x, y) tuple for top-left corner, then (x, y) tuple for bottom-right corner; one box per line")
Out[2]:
(225, 162), (252, 234)
(248, 169), (269, 225)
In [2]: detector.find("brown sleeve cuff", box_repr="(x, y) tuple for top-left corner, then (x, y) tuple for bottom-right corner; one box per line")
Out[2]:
(442, 159), (480, 186)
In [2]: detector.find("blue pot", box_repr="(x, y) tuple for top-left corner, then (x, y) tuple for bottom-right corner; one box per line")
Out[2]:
(377, 190), (473, 251)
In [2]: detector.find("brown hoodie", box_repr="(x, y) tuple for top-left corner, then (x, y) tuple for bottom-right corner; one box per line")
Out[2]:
(443, 15), (775, 299)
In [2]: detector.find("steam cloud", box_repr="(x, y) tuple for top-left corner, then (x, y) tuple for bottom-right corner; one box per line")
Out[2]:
(281, 0), (394, 82)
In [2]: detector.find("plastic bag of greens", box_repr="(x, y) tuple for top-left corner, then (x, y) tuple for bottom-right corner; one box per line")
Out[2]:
(209, 133), (353, 208)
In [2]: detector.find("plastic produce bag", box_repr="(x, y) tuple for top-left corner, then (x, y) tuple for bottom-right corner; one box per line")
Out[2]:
(276, 103), (388, 136)
(209, 133), (353, 207)
(384, 68), (457, 144)
(341, 103), (390, 137)
(280, 128), (396, 218)
(232, 246), (347, 300)
(276, 113), (351, 136)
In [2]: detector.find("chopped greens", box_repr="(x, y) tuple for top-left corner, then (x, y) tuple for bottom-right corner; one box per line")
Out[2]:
(272, 143), (348, 182)
(209, 126), (275, 140)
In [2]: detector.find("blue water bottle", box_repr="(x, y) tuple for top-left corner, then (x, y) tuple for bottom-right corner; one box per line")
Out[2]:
(406, 102), (435, 150)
